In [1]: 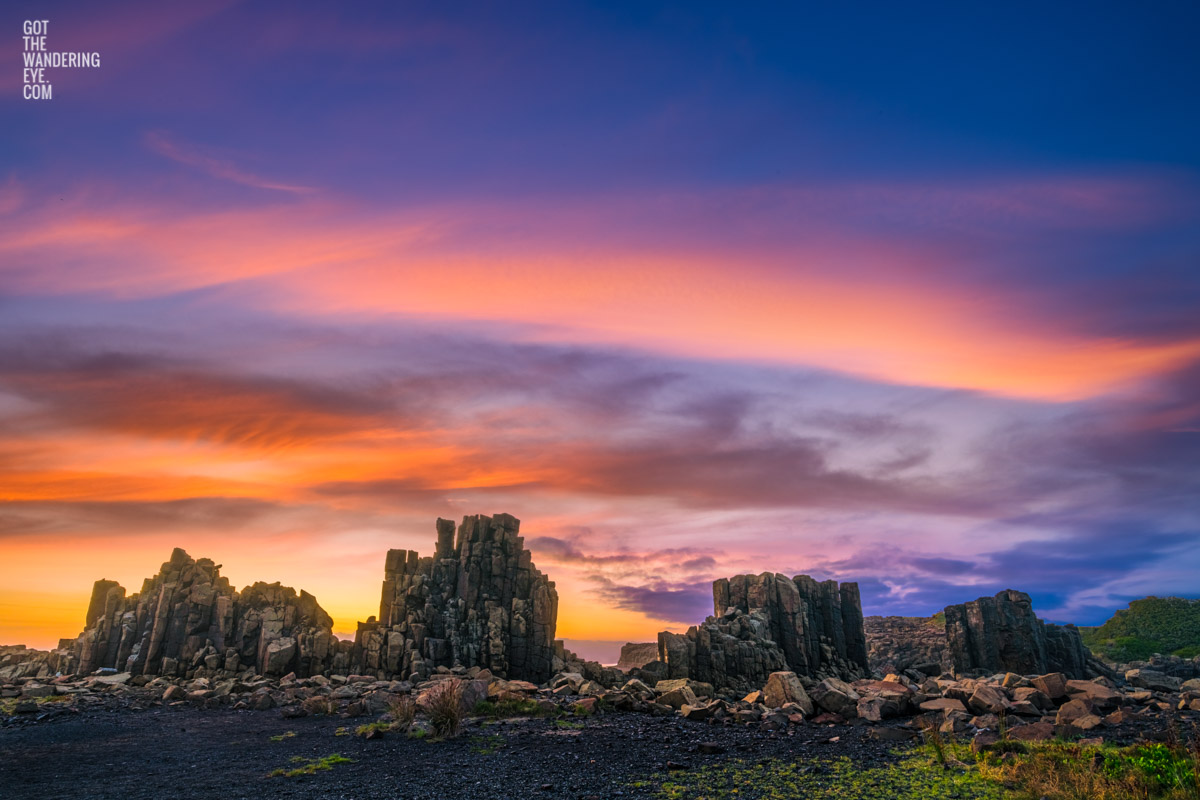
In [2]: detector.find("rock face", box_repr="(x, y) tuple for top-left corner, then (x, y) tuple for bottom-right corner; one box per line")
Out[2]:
(354, 514), (559, 683)
(616, 642), (660, 672)
(944, 590), (1091, 679)
(657, 573), (870, 691)
(73, 548), (339, 679)
(67, 514), (559, 683)
(864, 615), (949, 675)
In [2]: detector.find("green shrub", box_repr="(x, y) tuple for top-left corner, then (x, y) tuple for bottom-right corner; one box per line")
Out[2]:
(1081, 597), (1200, 662)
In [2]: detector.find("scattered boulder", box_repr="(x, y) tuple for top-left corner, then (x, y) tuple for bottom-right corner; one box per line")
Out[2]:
(810, 677), (860, 717)
(761, 671), (815, 715)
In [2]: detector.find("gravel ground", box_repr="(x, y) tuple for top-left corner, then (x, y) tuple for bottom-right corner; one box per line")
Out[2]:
(0, 706), (904, 800)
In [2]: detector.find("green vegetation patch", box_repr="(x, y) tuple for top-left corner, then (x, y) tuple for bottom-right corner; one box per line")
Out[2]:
(472, 698), (557, 718)
(268, 730), (296, 742)
(982, 740), (1200, 800)
(469, 733), (506, 755)
(637, 755), (1010, 800)
(354, 720), (392, 737)
(1080, 596), (1200, 662)
(268, 753), (354, 778)
(0, 695), (73, 715)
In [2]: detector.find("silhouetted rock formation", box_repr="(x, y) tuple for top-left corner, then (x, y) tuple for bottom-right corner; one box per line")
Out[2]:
(74, 548), (338, 678)
(944, 590), (1093, 679)
(354, 513), (559, 683)
(657, 573), (870, 691)
(864, 615), (949, 675)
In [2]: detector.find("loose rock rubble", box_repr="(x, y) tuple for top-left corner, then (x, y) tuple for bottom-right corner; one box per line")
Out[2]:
(8, 637), (1197, 756)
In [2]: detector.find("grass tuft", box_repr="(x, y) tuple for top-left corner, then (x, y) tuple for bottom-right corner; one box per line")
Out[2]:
(421, 679), (465, 739)
(268, 730), (296, 742)
(389, 695), (417, 731)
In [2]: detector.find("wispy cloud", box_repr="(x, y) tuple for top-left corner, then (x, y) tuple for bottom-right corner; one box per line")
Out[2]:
(145, 131), (316, 194)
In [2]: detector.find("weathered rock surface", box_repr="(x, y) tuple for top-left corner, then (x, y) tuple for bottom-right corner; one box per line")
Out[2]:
(72, 548), (339, 679)
(944, 590), (1097, 679)
(355, 514), (559, 683)
(657, 572), (870, 691)
(64, 514), (559, 683)
(863, 615), (949, 675)
(616, 642), (660, 672)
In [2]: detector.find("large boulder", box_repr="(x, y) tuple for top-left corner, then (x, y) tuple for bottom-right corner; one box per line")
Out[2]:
(761, 671), (814, 715)
(264, 637), (297, 676)
(810, 677), (860, 717)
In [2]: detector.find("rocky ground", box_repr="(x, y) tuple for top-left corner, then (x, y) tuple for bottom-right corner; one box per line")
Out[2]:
(4, 644), (1199, 800)
(0, 702), (921, 800)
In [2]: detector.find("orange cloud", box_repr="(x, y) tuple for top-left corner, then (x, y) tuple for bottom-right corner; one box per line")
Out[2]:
(3, 184), (1194, 402)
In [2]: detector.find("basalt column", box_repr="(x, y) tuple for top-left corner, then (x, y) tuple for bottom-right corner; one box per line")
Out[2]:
(362, 513), (558, 683)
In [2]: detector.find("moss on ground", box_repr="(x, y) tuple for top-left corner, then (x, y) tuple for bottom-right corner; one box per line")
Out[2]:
(472, 698), (558, 719)
(469, 733), (506, 755)
(638, 754), (1010, 800)
(0, 695), (74, 715)
(268, 753), (353, 778)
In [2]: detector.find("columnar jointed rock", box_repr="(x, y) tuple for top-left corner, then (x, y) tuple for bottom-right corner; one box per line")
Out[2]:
(864, 615), (950, 675)
(944, 590), (1091, 679)
(657, 573), (870, 692)
(356, 514), (559, 683)
(74, 548), (341, 679)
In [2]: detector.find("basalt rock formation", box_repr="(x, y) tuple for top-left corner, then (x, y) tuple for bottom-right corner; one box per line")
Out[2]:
(354, 513), (559, 683)
(66, 514), (559, 683)
(944, 589), (1094, 679)
(657, 572), (870, 691)
(73, 548), (341, 679)
(616, 642), (660, 672)
(863, 615), (949, 675)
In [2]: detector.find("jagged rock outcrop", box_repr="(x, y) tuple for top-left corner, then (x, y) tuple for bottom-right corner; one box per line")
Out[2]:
(64, 514), (560, 683)
(657, 572), (870, 691)
(944, 590), (1094, 679)
(0, 644), (75, 681)
(72, 548), (341, 679)
(616, 642), (660, 672)
(864, 615), (949, 675)
(354, 514), (559, 683)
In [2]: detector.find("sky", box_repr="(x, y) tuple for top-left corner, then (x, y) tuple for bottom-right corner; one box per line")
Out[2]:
(2, 1), (1198, 658)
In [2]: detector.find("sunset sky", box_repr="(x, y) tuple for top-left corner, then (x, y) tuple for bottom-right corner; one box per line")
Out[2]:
(2, 1), (1198, 659)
